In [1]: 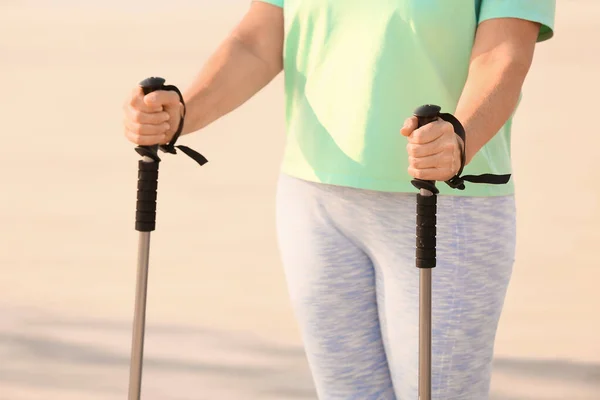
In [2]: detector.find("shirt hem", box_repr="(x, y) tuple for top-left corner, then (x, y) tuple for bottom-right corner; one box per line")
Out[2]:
(280, 165), (516, 197)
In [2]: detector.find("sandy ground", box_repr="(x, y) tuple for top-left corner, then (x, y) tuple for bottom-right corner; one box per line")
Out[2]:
(1, 1), (599, 399)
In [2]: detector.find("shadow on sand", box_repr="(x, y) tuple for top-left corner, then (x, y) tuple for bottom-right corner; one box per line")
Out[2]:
(1, 316), (598, 399)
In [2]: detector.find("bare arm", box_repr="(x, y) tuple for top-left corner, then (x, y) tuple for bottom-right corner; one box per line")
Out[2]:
(182, 2), (284, 134)
(455, 18), (541, 165)
(123, 2), (283, 146)
(400, 17), (543, 182)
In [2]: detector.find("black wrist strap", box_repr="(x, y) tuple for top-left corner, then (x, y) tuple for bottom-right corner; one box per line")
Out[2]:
(437, 112), (511, 190)
(158, 85), (208, 166)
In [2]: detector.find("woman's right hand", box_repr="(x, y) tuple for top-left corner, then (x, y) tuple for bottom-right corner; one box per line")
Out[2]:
(123, 86), (183, 146)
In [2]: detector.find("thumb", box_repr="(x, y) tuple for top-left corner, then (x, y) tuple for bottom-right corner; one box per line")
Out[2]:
(400, 116), (418, 137)
(143, 90), (181, 112)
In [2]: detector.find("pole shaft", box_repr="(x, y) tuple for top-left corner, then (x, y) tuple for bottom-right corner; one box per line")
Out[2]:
(419, 267), (432, 400)
(128, 231), (151, 400)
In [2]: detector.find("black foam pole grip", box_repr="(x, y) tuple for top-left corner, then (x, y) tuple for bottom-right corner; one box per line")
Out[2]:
(416, 193), (437, 268)
(134, 77), (166, 232)
(135, 161), (159, 232)
(412, 104), (442, 269)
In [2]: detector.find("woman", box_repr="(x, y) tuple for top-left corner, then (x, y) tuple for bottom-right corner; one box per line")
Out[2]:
(123, 1), (555, 398)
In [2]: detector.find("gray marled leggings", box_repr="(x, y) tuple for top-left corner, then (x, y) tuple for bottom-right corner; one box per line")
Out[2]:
(275, 173), (516, 400)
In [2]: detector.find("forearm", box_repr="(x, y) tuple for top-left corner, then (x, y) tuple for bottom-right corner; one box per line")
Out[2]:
(182, 34), (282, 135)
(454, 55), (532, 165)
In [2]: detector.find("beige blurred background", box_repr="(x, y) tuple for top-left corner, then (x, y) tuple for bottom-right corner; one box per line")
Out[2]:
(1, 1), (598, 399)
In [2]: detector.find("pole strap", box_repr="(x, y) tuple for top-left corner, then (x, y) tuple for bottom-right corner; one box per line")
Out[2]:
(437, 112), (511, 190)
(158, 85), (208, 166)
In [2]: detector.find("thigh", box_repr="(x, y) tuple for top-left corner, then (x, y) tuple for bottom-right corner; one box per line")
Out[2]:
(367, 194), (517, 399)
(275, 174), (396, 400)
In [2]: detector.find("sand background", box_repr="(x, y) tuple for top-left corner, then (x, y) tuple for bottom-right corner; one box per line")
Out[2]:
(1, 1), (599, 399)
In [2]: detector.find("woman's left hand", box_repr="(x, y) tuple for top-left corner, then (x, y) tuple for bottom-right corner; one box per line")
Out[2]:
(400, 116), (464, 182)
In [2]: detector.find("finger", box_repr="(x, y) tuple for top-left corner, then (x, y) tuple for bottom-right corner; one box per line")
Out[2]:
(406, 139), (446, 158)
(408, 120), (451, 145)
(408, 166), (439, 181)
(144, 90), (181, 110)
(164, 102), (183, 134)
(124, 129), (167, 146)
(158, 133), (172, 145)
(124, 117), (170, 136)
(408, 166), (454, 181)
(129, 87), (163, 113)
(126, 104), (170, 125)
(400, 116), (418, 137)
(408, 153), (453, 170)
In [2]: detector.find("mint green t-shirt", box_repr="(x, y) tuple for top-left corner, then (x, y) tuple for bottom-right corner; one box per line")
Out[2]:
(258, 0), (555, 196)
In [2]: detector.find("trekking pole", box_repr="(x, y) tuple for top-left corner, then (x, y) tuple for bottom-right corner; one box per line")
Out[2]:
(410, 104), (513, 399)
(127, 77), (208, 400)
(127, 77), (166, 400)
(411, 104), (442, 400)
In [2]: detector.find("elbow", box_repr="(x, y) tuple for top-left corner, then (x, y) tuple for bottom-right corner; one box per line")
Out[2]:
(469, 18), (541, 83)
(232, 11), (284, 77)
(470, 46), (535, 81)
(239, 32), (284, 77)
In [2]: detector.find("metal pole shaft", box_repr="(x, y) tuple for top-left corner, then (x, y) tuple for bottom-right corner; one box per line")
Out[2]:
(419, 268), (432, 400)
(418, 188), (434, 400)
(128, 231), (151, 400)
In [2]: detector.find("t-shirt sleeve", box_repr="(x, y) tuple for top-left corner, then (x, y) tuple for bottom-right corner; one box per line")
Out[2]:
(254, 0), (283, 7)
(478, 0), (556, 42)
